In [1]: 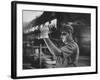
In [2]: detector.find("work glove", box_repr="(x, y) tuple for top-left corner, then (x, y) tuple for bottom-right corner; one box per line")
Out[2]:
(40, 22), (50, 39)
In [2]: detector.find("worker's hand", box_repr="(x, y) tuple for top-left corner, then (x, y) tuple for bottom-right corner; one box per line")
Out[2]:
(40, 22), (50, 38)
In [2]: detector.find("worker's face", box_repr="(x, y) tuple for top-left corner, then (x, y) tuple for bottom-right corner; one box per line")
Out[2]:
(61, 32), (69, 42)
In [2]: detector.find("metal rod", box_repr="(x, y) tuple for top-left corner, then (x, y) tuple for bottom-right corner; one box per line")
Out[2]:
(39, 44), (42, 68)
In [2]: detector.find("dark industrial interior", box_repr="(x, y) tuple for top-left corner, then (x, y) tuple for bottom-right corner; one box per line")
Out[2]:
(23, 11), (91, 69)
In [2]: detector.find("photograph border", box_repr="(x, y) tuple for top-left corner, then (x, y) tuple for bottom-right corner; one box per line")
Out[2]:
(11, 1), (98, 79)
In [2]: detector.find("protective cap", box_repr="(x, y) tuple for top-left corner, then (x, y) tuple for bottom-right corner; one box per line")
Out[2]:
(60, 23), (73, 33)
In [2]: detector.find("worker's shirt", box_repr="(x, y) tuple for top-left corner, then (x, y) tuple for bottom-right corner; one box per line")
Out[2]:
(55, 41), (79, 67)
(40, 40), (79, 68)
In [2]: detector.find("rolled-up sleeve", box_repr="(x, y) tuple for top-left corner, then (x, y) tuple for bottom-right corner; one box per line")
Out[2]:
(60, 43), (75, 57)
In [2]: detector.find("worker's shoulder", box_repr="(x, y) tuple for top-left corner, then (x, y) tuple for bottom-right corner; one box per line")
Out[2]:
(65, 41), (78, 50)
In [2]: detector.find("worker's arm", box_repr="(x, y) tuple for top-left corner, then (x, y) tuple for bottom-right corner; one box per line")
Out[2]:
(40, 23), (62, 57)
(43, 38), (61, 56)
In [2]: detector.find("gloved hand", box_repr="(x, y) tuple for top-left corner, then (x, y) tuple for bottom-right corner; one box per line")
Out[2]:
(40, 22), (50, 39)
